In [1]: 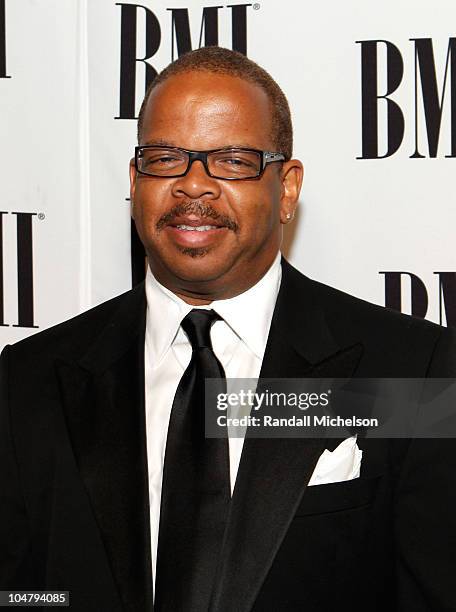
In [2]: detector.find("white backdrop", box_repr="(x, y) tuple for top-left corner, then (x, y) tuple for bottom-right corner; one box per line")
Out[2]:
(1, 0), (455, 350)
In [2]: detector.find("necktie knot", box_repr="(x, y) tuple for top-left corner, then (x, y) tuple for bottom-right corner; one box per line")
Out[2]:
(181, 309), (221, 350)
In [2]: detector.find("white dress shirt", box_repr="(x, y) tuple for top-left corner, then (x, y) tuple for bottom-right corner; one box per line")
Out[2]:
(144, 252), (282, 590)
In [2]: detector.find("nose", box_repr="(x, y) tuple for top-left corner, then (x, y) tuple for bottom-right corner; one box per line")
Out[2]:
(171, 159), (221, 200)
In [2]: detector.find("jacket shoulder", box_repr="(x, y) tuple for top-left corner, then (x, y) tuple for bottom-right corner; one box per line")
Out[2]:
(283, 260), (454, 375)
(4, 283), (145, 364)
(286, 261), (439, 333)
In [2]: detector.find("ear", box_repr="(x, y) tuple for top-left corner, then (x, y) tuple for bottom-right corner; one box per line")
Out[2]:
(129, 158), (137, 218)
(279, 159), (304, 225)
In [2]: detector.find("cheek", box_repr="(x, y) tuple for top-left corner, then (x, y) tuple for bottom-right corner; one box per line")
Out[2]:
(228, 183), (280, 233)
(133, 182), (170, 223)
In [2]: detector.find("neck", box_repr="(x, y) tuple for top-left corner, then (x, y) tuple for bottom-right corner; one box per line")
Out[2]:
(173, 291), (213, 306)
(148, 253), (279, 305)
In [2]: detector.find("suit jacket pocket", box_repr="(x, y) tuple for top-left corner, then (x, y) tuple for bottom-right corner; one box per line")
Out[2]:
(294, 475), (382, 516)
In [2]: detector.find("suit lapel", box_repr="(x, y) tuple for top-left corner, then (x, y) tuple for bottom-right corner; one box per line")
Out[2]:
(210, 260), (364, 612)
(56, 284), (153, 612)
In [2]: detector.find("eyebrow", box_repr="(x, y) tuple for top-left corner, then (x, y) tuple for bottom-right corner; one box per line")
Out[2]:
(140, 139), (260, 151)
(141, 139), (177, 147)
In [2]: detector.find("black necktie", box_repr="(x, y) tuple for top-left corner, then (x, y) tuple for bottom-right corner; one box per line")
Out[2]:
(154, 309), (230, 612)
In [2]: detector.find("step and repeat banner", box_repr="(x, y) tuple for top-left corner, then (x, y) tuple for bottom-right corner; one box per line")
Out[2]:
(1, 0), (455, 350)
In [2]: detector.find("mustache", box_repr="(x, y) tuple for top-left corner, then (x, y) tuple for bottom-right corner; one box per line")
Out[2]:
(156, 201), (239, 232)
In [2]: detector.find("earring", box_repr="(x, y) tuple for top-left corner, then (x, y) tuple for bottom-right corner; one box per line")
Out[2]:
(286, 213), (292, 220)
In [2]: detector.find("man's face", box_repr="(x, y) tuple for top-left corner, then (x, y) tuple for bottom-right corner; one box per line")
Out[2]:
(130, 71), (302, 303)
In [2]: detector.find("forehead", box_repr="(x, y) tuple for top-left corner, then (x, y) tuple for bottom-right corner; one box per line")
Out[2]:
(140, 71), (274, 151)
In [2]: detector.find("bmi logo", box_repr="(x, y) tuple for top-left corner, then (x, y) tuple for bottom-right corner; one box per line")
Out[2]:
(116, 3), (253, 120)
(357, 38), (456, 159)
(381, 271), (456, 328)
(0, 212), (38, 328)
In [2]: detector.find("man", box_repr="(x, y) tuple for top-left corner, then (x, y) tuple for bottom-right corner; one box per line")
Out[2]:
(1, 47), (455, 612)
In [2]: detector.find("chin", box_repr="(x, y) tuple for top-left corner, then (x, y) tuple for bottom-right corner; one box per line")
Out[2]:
(178, 246), (210, 258)
(172, 254), (231, 284)
(148, 243), (237, 284)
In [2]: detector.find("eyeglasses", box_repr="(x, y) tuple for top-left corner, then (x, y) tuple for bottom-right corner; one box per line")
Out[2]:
(135, 146), (285, 180)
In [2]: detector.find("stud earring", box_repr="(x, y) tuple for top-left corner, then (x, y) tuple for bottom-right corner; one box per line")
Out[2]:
(286, 213), (292, 220)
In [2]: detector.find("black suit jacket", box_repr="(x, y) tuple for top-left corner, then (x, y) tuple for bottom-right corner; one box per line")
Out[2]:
(1, 259), (456, 611)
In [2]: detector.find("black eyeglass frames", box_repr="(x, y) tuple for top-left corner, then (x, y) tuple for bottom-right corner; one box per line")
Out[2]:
(134, 146), (286, 180)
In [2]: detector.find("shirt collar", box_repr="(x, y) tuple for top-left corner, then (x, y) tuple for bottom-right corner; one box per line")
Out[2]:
(145, 252), (282, 364)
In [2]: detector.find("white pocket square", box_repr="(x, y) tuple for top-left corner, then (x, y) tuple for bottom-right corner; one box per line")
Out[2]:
(308, 436), (362, 486)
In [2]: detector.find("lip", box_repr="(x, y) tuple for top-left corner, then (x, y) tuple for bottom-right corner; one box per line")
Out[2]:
(166, 215), (226, 228)
(165, 224), (228, 248)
